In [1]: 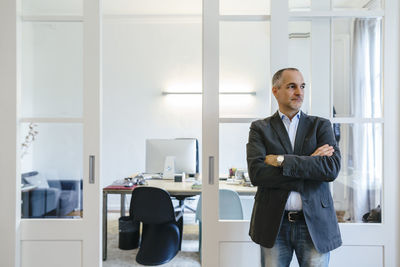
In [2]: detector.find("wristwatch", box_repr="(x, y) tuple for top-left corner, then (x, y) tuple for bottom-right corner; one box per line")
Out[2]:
(276, 155), (284, 167)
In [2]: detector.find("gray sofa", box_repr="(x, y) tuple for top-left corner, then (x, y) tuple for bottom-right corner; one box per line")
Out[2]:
(22, 171), (82, 218)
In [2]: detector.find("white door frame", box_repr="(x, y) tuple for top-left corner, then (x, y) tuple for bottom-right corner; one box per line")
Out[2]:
(202, 0), (400, 266)
(0, 0), (20, 266)
(0, 0), (103, 266)
(202, 0), (220, 265)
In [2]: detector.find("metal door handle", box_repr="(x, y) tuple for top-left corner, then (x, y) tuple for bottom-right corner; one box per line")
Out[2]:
(208, 156), (214, 185)
(89, 155), (95, 184)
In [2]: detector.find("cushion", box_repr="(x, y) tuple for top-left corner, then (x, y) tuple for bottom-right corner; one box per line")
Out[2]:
(24, 173), (49, 189)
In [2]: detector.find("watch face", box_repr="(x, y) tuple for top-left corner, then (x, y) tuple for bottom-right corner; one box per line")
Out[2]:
(277, 155), (284, 164)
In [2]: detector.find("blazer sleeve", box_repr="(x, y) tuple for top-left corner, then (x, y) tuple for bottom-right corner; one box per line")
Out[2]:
(246, 122), (303, 191)
(282, 119), (341, 182)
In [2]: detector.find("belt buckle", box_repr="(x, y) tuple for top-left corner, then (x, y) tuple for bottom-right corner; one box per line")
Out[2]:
(288, 211), (297, 222)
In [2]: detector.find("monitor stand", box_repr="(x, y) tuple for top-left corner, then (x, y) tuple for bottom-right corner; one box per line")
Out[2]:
(163, 156), (175, 179)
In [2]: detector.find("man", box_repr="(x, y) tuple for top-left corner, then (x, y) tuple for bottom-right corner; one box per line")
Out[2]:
(246, 68), (342, 267)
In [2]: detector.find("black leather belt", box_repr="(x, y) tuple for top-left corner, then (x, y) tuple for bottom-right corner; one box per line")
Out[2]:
(284, 211), (305, 222)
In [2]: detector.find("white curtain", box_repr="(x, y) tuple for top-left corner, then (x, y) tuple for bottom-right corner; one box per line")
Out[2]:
(349, 18), (382, 222)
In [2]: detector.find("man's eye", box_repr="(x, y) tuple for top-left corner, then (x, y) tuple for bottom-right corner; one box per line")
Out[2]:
(301, 85), (305, 89)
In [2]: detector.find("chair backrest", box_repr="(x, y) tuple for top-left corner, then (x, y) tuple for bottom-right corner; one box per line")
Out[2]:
(129, 187), (176, 224)
(195, 189), (243, 222)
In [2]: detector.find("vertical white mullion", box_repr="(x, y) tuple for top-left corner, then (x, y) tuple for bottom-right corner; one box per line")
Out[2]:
(0, 0), (20, 266)
(383, 0), (399, 266)
(83, 0), (102, 265)
(270, 0), (289, 72)
(202, 0), (219, 265)
(310, 19), (331, 117)
(270, 0), (289, 113)
(311, 0), (331, 117)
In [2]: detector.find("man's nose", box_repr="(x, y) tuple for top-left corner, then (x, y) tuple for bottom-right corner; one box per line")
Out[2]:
(294, 87), (303, 95)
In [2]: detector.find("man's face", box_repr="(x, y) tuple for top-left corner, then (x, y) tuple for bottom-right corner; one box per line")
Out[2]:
(272, 70), (305, 113)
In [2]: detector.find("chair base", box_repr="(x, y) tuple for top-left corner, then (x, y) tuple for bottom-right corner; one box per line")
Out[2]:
(136, 223), (180, 266)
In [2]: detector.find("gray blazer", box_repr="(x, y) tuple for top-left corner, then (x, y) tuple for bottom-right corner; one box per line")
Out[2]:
(246, 111), (342, 253)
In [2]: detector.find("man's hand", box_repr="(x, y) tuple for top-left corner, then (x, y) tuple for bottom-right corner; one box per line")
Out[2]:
(311, 144), (334, 157)
(265, 155), (279, 167)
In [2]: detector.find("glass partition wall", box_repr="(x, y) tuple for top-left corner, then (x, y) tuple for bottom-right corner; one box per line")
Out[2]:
(217, 0), (384, 224)
(332, 17), (383, 222)
(13, 0), (395, 266)
(207, 0), (390, 266)
(17, 0), (102, 265)
(20, 1), (84, 219)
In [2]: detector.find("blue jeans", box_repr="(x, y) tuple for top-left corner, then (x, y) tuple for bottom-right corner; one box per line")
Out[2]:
(260, 216), (330, 267)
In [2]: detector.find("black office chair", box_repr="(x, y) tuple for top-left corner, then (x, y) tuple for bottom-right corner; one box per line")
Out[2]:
(129, 187), (184, 265)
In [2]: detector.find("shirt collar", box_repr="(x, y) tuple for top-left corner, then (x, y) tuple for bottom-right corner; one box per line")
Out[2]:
(278, 110), (301, 121)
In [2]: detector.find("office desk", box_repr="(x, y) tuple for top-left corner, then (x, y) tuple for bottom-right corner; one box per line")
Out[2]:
(102, 179), (256, 260)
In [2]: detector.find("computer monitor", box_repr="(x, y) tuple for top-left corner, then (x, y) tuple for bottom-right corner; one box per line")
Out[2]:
(145, 138), (199, 175)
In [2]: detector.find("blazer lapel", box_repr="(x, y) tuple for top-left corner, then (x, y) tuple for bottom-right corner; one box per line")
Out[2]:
(293, 111), (311, 154)
(270, 112), (293, 154)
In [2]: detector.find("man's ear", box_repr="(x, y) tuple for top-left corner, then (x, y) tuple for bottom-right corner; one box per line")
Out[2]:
(272, 86), (278, 97)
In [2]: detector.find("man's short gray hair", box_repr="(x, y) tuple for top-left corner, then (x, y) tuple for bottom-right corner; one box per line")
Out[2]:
(272, 67), (299, 88)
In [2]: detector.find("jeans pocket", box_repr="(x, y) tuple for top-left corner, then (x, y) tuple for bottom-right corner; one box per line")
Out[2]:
(321, 197), (331, 208)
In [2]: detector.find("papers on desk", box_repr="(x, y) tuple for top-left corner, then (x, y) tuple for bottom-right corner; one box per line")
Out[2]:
(226, 179), (242, 185)
(142, 173), (163, 180)
(191, 181), (202, 189)
(105, 179), (136, 189)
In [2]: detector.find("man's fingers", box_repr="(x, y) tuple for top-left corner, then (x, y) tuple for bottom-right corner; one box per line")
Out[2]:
(312, 144), (328, 156)
(313, 144), (329, 154)
(311, 145), (334, 156)
(319, 146), (334, 155)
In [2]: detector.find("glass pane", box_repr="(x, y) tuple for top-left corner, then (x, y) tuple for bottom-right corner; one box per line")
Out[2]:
(220, 0), (270, 15)
(332, 18), (382, 118)
(22, 0), (82, 16)
(21, 123), (83, 219)
(21, 22), (83, 118)
(219, 123), (255, 221)
(288, 21), (311, 114)
(333, 123), (382, 223)
(220, 21), (270, 118)
(333, 0), (382, 10)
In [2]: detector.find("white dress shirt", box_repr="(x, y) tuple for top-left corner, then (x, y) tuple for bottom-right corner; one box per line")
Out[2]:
(278, 110), (303, 211)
